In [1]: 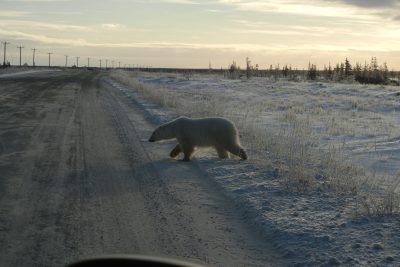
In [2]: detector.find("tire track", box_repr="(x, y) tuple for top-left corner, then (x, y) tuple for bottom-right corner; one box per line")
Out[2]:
(0, 72), (91, 267)
(0, 70), (284, 267)
(101, 78), (284, 266)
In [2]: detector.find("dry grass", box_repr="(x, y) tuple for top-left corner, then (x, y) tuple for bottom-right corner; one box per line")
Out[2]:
(110, 70), (400, 216)
(356, 175), (400, 216)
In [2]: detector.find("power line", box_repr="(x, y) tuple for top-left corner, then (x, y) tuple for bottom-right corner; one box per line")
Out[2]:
(4, 40), (139, 70)
(2, 41), (10, 67)
(32, 48), (37, 67)
(47, 52), (53, 67)
(17, 45), (24, 67)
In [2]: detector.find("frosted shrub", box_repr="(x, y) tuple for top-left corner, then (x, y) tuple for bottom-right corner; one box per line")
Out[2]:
(356, 176), (400, 216)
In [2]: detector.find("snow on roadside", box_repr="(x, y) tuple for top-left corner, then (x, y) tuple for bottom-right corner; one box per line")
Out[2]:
(136, 74), (400, 179)
(104, 75), (400, 267)
(0, 67), (62, 78)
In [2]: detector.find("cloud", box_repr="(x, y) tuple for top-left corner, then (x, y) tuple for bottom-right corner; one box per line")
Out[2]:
(232, 20), (334, 36)
(325, 0), (399, 8)
(217, 0), (367, 19)
(163, 0), (200, 4)
(101, 23), (125, 30)
(1, 28), (398, 53)
(0, 28), (262, 50)
(327, 0), (400, 21)
(138, 0), (201, 4)
(218, 0), (400, 23)
(0, 29), (93, 47)
(0, 10), (31, 17)
(0, 20), (94, 32)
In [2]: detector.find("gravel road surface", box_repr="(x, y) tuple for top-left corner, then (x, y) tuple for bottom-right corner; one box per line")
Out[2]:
(0, 70), (283, 267)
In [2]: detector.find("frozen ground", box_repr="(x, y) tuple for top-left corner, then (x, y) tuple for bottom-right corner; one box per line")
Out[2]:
(108, 71), (400, 266)
(136, 73), (400, 178)
(1, 70), (286, 267)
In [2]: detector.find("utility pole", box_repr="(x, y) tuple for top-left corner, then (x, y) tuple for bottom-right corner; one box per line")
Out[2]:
(2, 41), (10, 67)
(76, 56), (79, 68)
(64, 55), (68, 67)
(118, 61), (121, 68)
(32, 48), (37, 67)
(99, 59), (102, 69)
(106, 59), (108, 69)
(17, 45), (24, 67)
(87, 57), (90, 68)
(47, 52), (52, 67)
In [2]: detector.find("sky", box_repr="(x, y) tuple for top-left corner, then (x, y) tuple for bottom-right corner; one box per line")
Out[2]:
(1, 0), (399, 69)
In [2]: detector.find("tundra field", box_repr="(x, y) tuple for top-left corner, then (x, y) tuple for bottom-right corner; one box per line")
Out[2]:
(110, 69), (400, 266)
(1, 68), (400, 267)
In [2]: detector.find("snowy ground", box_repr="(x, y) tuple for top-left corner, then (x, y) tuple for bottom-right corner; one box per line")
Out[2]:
(136, 73), (400, 178)
(0, 67), (61, 78)
(1, 70), (285, 267)
(108, 71), (400, 266)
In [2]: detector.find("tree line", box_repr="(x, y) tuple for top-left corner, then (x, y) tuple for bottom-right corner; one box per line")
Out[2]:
(225, 57), (399, 85)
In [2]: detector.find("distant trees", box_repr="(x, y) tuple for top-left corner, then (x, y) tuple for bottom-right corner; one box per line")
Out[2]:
(223, 56), (395, 85)
(225, 57), (259, 79)
(307, 62), (317, 80)
(246, 57), (252, 79)
(282, 65), (291, 78)
(307, 57), (390, 85)
(344, 58), (352, 77)
(226, 61), (241, 79)
(354, 57), (389, 85)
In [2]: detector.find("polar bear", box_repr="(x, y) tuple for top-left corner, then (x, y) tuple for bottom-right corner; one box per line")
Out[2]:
(148, 116), (247, 161)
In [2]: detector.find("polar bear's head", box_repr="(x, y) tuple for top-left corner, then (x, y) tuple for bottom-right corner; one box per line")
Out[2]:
(148, 124), (176, 142)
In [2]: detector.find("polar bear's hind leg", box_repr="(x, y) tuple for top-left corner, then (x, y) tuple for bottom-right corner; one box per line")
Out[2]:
(215, 146), (230, 159)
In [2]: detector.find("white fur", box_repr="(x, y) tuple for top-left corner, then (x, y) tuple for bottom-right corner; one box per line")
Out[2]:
(149, 117), (247, 161)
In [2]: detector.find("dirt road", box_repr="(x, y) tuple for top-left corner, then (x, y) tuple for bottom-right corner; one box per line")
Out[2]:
(0, 70), (283, 267)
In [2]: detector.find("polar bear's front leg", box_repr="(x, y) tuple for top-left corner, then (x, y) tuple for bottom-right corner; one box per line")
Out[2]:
(227, 144), (248, 160)
(182, 145), (194, 161)
(170, 144), (182, 158)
